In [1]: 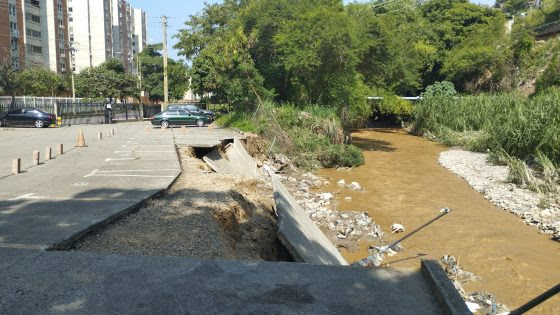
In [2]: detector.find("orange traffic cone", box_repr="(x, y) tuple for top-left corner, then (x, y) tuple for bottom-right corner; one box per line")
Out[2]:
(76, 129), (87, 147)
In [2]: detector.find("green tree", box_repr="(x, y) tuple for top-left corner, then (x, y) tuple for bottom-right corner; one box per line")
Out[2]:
(441, 16), (511, 92)
(75, 59), (138, 101)
(274, 4), (360, 104)
(0, 56), (24, 105)
(19, 67), (64, 96)
(138, 45), (189, 102)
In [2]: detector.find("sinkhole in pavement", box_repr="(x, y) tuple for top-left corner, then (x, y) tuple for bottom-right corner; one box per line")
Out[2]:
(64, 144), (293, 262)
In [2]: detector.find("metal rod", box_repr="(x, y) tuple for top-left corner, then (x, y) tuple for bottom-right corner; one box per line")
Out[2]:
(380, 208), (451, 254)
(509, 283), (560, 315)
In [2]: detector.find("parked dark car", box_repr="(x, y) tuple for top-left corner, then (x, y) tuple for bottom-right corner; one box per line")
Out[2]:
(0, 108), (55, 128)
(167, 104), (215, 121)
(151, 110), (212, 128)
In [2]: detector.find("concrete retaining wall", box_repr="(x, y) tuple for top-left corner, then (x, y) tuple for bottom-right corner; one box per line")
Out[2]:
(272, 174), (348, 265)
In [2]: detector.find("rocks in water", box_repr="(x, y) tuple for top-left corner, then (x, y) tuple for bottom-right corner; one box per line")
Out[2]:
(391, 223), (405, 234)
(337, 179), (346, 186)
(348, 181), (362, 190)
(320, 192), (333, 201)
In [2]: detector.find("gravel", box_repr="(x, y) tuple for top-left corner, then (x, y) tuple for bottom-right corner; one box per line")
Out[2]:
(439, 149), (560, 239)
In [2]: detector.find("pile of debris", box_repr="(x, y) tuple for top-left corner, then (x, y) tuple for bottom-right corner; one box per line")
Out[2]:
(441, 255), (509, 314)
(256, 154), (384, 250)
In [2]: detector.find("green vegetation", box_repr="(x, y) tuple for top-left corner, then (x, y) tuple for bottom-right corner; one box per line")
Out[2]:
(412, 88), (560, 190)
(216, 103), (364, 169)
(137, 45), (189, 102)
(75, 59), (138, 101)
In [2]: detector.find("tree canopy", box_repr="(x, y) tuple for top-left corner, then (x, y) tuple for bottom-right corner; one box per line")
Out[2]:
(175, 0), (514, 109)
(138, 45), (189, 102)
(75, 59), (139, 101)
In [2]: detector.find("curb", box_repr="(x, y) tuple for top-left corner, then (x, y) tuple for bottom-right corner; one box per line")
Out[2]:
(45, 172), (182, 251)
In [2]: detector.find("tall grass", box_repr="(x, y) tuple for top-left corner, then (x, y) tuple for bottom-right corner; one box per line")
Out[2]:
(413, 90), (560, 194)
(215, 102), (364, 169)
(413, 91), (560, 166)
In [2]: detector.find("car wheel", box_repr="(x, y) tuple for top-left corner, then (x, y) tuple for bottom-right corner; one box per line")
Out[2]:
(161, 120), (170, 129)
(196, 119), (205, 127)
(34, 120), (44, 128)
(205, 114), (213, 122)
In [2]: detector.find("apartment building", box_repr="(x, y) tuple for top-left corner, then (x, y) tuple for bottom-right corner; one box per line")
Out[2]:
(67, 0), (146, 74)
(0, 0), (70, 74)
(133, 8), (146, 56)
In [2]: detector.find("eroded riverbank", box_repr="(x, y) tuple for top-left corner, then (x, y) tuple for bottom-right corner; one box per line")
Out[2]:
(317, 128), (560, 313)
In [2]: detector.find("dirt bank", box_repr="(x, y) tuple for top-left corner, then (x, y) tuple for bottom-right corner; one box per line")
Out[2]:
(75, 146), (288, 261)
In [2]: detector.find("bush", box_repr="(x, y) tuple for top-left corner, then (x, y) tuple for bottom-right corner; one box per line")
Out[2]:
(320, 144), (364, 168)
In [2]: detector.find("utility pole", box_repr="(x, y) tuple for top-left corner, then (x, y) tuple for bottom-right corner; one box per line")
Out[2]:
(162, 15), (169, 109)
(69, 45), (76, 100)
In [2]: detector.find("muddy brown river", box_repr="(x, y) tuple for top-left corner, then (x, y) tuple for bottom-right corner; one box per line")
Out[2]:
(318, 128), (560, 314)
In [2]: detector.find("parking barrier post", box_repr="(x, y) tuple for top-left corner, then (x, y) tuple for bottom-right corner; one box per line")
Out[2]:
(12, 158), (20, 175)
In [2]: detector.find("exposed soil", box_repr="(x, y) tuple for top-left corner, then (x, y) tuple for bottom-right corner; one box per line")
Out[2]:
(75, 145), (289, 261)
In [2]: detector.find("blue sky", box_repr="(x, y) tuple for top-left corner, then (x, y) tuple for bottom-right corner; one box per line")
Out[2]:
(128, 0), (496, 61)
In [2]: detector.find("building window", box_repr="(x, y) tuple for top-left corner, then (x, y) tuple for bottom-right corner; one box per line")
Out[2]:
(25, 0), (40, 8)
(9, 4), (16, 16)
(25, 13), (41, 24)
(26, 44), (42, 54)
(58, 33), (64, 41)
(58, 19), (63, 27)
(69, 7), (73, 12)
(11, 38), (18, 51)
(26, 28), (41, 38)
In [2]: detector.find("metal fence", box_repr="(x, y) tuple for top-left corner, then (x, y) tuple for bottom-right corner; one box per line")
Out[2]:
(0, 96), (84, 106)
(0, 102), (55, 114)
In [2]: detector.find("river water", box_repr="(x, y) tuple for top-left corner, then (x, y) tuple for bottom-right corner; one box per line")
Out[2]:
(318, 128), (560, 314)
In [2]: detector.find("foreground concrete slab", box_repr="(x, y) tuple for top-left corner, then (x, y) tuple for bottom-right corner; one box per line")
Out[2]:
(273, 174), (348, 265)
(0, 248), (443, 314)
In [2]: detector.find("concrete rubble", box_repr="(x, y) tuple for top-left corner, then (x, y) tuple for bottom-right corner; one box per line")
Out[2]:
(391, 223), (405, 234)
(440, 255), (509, 314)
(439, 149), (560, 240)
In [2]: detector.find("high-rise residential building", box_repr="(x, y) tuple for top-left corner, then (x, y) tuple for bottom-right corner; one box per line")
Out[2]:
(133, 8), (146, 56)
(0, 0), (70, 74)
(67, 0), (146, 74)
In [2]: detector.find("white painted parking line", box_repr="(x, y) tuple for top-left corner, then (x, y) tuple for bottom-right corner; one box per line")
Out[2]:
(105, 158), (136, 162)
(98, 169), (180, 173)
(84, 169), (99, 178)
(8, 193), (35, 201)
(88, 174), (177, 178)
